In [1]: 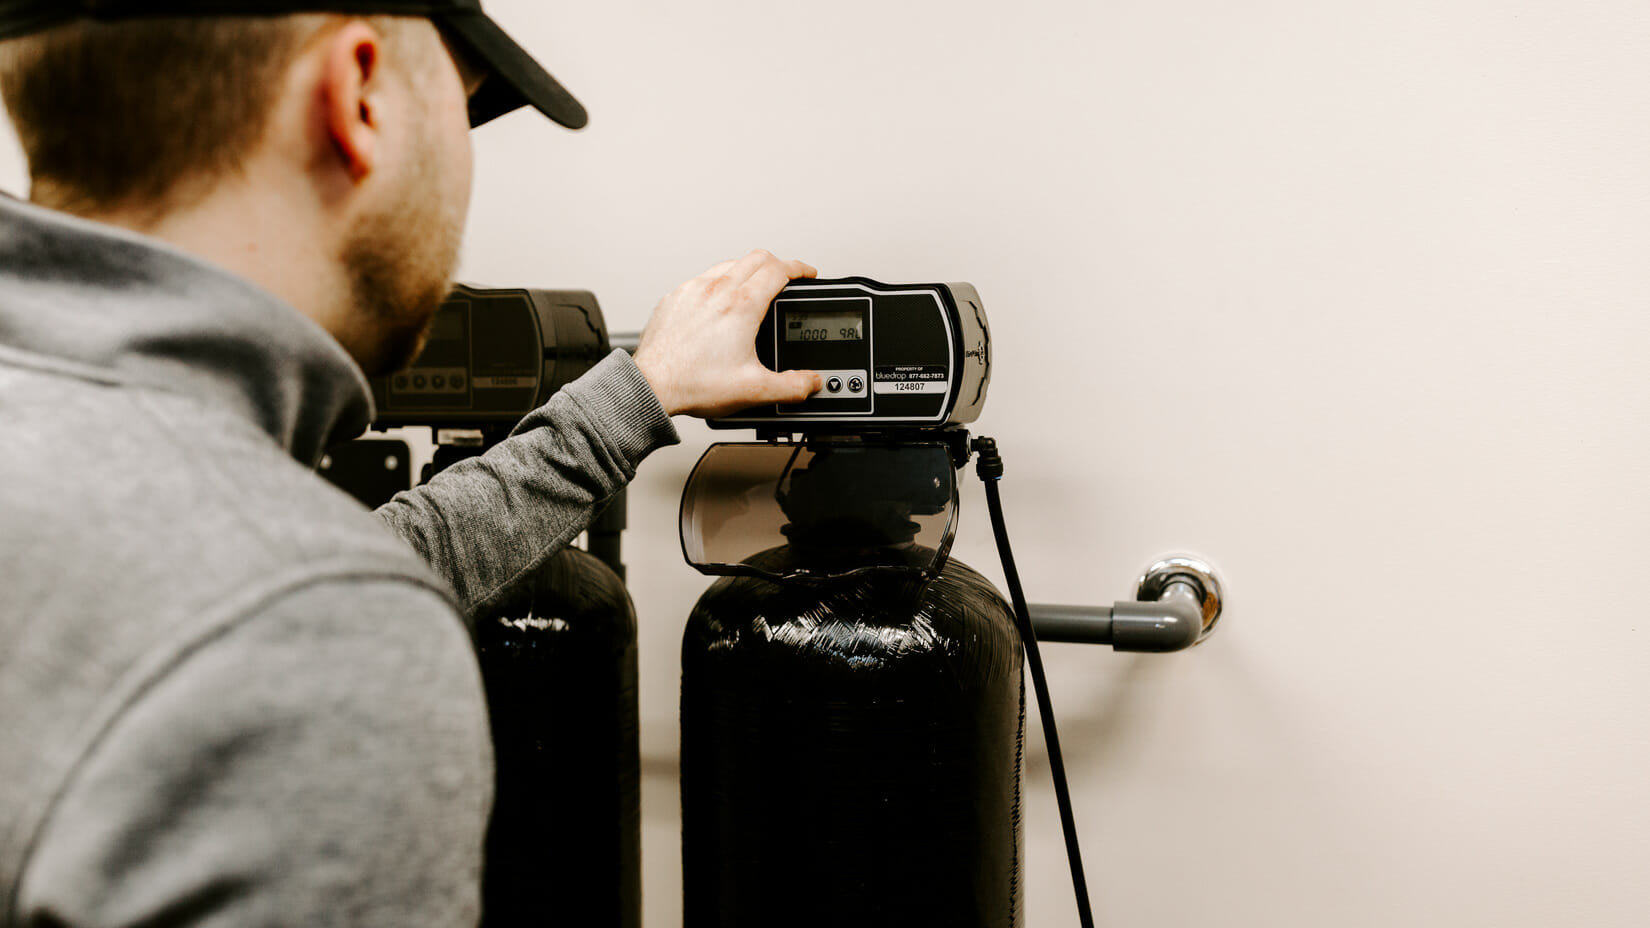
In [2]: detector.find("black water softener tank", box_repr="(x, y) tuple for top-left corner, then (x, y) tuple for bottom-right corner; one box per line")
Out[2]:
(425, 444), (642, 928)
(474, 542), (640, 927)
(679, 442), (1026, 927)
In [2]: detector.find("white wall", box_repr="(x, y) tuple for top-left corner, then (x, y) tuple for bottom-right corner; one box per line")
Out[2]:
(6, 1), (1646, 924)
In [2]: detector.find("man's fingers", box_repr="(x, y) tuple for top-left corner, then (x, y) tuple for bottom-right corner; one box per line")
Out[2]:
(698, 251), (814, 301)
(723, 249), (817, 289)
(718, 249), (776, 288)
(691, 258), (742, 297)
(699, 257), (741, 281)
(752, 368), (822, 406)
(641, 253), (823, 417)
(759, 257), (818, 285)
(741, 259), (818, 308)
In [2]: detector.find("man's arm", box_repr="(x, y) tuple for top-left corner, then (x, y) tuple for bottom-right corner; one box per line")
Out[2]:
(375, 250), (823, 619)
(374, 350), (677, 620)
(16, 579), (492, 928)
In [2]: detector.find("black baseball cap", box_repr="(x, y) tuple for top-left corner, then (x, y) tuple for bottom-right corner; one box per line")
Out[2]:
(0, 0), (587, 129)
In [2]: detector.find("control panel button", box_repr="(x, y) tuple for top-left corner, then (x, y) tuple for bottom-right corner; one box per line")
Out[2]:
(782, 369), (869, 412)
(390, 366), (468, 395)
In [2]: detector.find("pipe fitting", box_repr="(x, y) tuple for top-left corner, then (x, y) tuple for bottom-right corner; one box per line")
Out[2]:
(1027, 555), (1225, 652)
(1109, 579), (1205, 652)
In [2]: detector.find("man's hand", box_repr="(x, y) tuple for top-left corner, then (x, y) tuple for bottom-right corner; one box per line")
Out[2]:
(633, 249), (823, 417)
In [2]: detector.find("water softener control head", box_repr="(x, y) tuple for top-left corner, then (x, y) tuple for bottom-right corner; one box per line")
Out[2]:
(366, 284), (611, 429)
(710, 278), (991, 433)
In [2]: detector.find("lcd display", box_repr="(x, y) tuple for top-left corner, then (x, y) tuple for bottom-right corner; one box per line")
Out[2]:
(784, 309), (864, 342)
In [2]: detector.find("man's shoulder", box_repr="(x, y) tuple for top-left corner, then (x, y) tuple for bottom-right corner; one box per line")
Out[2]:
(0, 359), (451, 708)
(1, 359), (433, 583)
(0, 364), (466, 887)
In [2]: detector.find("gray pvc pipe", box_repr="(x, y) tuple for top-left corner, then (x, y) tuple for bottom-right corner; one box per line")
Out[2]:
(1028, 603), (1115, 644)
(1030, 580), (1205, 653)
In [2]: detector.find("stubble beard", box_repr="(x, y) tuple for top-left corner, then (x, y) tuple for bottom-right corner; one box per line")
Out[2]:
(341, 147), (463, 378)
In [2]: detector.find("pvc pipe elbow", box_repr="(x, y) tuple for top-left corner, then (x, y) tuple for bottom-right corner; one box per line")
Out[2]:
(1110, 580), (1205, 652)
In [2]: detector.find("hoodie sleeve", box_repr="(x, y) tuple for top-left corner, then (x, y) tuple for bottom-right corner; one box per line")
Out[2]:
(373, 350), (679, 621)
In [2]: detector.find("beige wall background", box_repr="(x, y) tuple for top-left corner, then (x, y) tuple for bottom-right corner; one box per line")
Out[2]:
(5, 0), (1647, 924)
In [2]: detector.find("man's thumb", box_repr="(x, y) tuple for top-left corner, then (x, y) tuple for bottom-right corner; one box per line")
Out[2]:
(770, 369), (821, 404)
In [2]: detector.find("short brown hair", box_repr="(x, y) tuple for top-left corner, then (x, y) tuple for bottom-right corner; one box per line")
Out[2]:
(0, 15), (380, 218)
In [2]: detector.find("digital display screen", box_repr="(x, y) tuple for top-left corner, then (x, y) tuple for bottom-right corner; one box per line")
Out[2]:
(785, 308), (864, 342)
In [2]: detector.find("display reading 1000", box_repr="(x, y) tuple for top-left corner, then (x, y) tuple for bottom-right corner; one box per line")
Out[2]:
(784, 309), (864, 342)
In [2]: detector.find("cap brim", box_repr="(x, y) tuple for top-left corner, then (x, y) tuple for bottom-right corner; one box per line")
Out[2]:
(436, 10), (586, 130)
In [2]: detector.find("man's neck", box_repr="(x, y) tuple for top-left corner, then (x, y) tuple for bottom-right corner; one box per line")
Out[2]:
(75, 178), (349, 347)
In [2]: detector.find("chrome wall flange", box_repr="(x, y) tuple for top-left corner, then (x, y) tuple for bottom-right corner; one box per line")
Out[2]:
(1136, 555), (1224, 644)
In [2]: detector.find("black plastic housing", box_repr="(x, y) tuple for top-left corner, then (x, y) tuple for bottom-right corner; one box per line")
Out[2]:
(711, 277), (991, 433)
(368, 284), (610, 429)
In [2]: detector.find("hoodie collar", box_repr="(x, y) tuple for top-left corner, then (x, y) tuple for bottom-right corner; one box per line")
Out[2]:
(0, 195), (373, 466)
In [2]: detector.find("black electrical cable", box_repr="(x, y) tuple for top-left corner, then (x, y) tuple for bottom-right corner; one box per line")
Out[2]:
(974, 437), (1096, 928)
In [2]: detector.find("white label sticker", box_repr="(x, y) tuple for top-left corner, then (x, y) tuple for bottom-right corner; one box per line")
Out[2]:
(873, 381), (947, 395)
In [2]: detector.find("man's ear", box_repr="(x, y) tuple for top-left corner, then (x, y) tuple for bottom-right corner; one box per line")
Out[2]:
(318, 21), (386, 183)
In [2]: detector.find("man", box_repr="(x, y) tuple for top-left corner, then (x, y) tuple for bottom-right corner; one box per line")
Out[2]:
(0, 2), (819, 924)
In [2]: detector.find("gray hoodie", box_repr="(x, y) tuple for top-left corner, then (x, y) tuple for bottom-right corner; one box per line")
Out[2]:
(0, 195), (678, 926)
